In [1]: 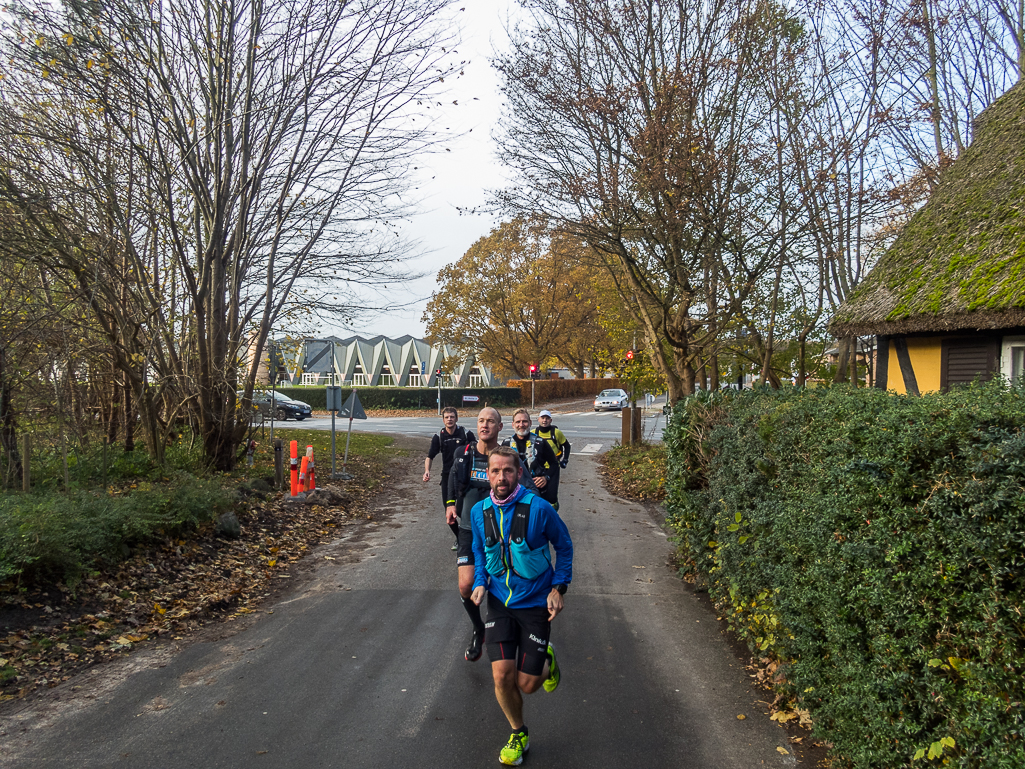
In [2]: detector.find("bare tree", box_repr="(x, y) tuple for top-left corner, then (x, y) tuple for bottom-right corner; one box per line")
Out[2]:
(494, 0), (810, 401)
(0, 0), (455, 468)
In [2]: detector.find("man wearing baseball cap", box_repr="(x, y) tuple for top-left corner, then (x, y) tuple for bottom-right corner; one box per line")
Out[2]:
(534, 410), (570, 511)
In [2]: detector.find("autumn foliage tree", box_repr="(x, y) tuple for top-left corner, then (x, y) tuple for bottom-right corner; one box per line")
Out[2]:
(423, 218), (621, 378)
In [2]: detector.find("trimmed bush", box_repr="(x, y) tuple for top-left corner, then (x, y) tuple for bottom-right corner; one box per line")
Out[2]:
(663, 382), (1025, 769)
(274, 386), (520, 410)
(506, 377), (621, 404)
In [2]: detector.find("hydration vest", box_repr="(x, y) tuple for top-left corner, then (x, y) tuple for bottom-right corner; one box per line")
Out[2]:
(482, 492), (552, 582)
(534, 425), (567, 469)
(502, 434), (541, 469)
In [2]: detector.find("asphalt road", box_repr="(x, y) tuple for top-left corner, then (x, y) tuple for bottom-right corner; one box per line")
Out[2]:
(287, 404), (668, 454)
(0, 449), (792, 768)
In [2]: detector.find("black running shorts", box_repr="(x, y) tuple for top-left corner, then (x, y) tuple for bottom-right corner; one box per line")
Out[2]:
(455, 525), (475, 566)
(484, 593), (550, 676)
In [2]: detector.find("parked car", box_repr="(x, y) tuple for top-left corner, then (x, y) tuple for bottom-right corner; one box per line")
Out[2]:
(237, 391), (313, 421)
(593, 388), (630, 411)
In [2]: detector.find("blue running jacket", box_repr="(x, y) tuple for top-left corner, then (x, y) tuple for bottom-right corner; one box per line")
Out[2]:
(470, 484), (573, 610)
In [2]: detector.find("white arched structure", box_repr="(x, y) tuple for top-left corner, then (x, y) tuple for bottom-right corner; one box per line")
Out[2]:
(285, 335), (494, 388)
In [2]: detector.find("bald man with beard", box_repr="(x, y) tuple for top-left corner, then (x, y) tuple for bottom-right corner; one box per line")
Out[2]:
(447, 408), (536, 662)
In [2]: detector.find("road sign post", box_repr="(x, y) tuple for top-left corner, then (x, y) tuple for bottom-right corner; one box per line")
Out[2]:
(333, 389), (367, 480)
(326, 386), (342, 478)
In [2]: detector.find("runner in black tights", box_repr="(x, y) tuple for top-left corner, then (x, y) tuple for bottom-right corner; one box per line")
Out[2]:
(423, 407), (472, 549)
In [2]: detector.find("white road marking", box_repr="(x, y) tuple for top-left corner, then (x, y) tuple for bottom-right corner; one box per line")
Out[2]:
(578, 443), (603, 454)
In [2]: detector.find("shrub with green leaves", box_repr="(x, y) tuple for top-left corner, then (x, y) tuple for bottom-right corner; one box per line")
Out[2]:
(664, 382), (1025, 769)
(0, 472), (233, 585)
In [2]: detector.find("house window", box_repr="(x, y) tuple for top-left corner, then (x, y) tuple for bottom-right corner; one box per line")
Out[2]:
(301, 373), (321, 386)
(1001, 336), (1025, 384)
(352, 373), (367, 386)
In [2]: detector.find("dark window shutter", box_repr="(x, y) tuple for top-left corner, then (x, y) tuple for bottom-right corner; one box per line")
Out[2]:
(941, 337), (999, 390)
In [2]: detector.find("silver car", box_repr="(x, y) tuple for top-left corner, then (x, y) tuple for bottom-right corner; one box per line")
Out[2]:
(593, 388), (630, 411)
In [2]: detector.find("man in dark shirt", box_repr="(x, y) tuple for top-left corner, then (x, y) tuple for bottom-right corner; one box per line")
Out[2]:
(424, 407), (472, 549)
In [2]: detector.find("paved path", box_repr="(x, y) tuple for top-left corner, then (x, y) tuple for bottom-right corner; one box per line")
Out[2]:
(0, 451), (792, 768)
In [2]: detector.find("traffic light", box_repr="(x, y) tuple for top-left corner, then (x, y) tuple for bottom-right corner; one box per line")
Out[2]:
(626, 349), (635, 361)
(529, 364), (539, 380)
(435, 368), (442, 377)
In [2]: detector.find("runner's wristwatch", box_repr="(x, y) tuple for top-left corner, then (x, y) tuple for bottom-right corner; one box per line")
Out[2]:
(553, 584), (567, 595)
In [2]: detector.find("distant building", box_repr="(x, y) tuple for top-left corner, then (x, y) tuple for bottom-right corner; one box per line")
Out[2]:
(272, 335), (495, 388)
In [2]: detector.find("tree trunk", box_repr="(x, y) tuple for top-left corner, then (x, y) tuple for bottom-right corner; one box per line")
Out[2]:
(123, 375), (135, 452)
(0, 348), (21, 485)
(797, 334), (808, 387)
(107, 371), (120, 445)
(833, 338), (851, 384)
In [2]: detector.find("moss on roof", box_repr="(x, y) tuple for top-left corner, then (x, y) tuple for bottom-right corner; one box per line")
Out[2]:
(830, 80), (1025, 337)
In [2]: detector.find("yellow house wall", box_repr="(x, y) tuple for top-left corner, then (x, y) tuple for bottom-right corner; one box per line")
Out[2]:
(887, 337), (943, 394)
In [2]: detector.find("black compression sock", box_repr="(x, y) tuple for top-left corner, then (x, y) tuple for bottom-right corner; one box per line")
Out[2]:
(460, 595), (485, 631)
(517, 725), (528, 736)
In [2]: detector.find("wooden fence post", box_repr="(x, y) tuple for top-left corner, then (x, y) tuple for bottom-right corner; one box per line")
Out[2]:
(274, 439), (284, 489)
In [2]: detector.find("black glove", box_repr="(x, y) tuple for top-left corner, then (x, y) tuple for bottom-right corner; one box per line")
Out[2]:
(559, 459), (568, 469)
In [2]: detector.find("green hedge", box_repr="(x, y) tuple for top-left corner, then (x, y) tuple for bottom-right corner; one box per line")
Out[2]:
(274, 386), (520, 410)
(663, 383), (1025, 769)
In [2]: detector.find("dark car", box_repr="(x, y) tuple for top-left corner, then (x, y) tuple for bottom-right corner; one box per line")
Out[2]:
(238, 391), (313, 421)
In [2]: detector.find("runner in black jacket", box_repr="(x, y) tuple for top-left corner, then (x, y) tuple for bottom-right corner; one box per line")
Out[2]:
(423, 407), (473, 548)
(446, 407), (536, 663)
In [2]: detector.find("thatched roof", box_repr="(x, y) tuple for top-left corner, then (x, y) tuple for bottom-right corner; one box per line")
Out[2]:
(830, 80), (1025, 338)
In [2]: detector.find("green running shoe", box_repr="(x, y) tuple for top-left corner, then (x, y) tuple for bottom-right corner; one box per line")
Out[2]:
(499, 730), (529, 766)
(543, 642), (560, 693)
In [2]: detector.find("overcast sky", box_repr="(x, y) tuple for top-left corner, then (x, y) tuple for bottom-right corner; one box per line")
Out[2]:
(330, 0), (519, 341)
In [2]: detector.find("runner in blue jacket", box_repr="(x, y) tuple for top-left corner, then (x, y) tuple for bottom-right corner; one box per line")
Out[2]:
(470, 445), (573, 766)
